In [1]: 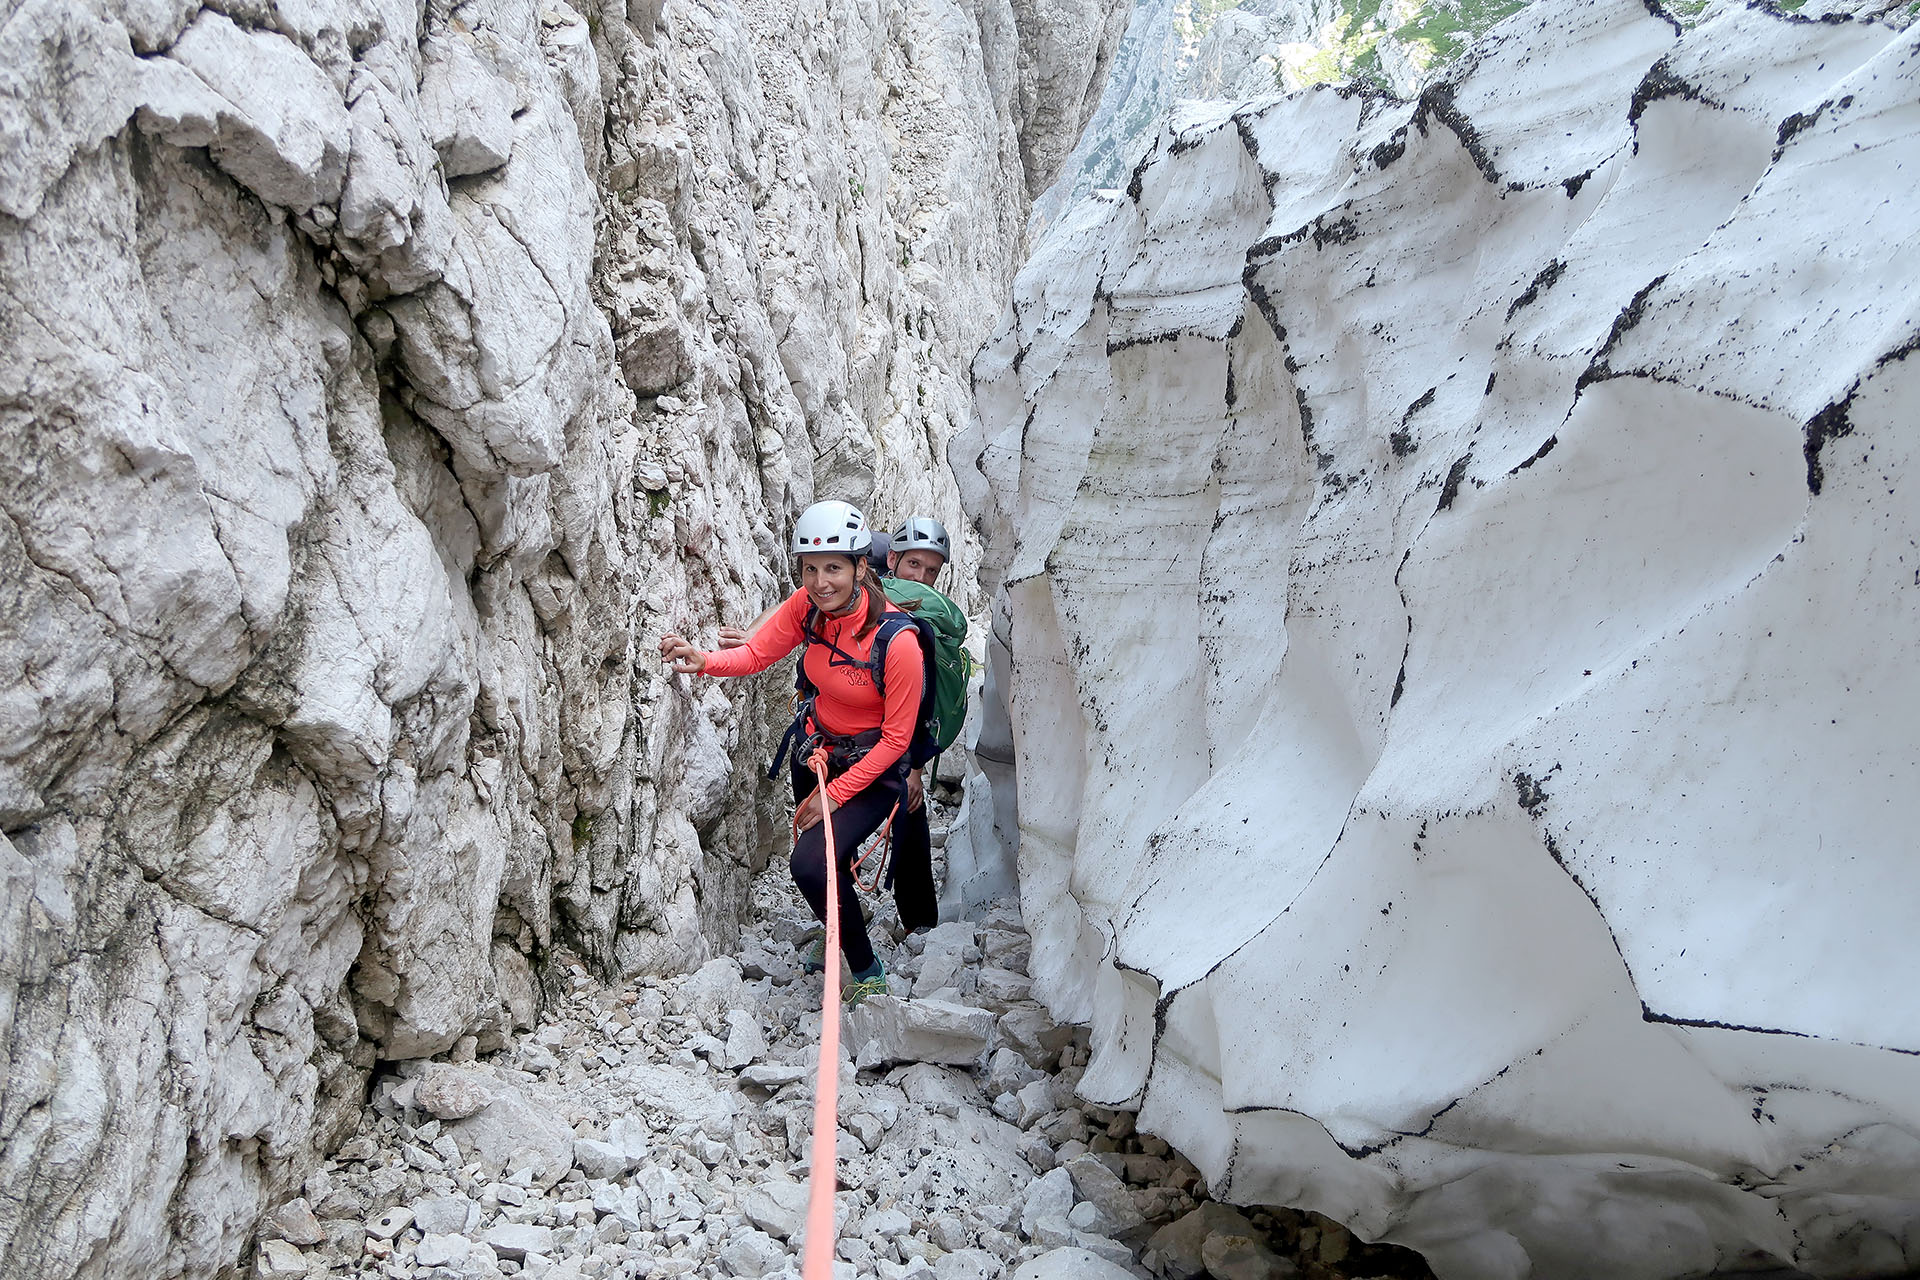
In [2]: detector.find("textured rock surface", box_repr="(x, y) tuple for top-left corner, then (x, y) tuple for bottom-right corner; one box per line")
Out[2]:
(961, 0), (1920, 1276)
(0, 1), (1123, 1277)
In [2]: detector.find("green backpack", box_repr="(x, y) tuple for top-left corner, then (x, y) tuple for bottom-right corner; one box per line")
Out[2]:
(880, 578), (972, 759)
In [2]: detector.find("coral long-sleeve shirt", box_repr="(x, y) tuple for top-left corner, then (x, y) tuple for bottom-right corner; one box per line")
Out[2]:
(700, 588), (923, 804)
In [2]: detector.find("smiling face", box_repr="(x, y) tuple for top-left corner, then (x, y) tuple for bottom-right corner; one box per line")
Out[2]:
(799, 553), (861, 614)
(888, 547), (946, 586)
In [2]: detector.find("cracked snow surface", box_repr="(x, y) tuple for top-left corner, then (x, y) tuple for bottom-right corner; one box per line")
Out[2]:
(957, 0), (1920, 1276)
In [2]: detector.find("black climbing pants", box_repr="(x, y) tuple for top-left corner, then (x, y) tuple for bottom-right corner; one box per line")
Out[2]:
(788, 758), (906, 975)
(890, 789), (938, 934)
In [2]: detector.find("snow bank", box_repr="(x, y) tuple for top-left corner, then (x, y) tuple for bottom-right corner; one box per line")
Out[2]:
(958, 1), (1920, 1274)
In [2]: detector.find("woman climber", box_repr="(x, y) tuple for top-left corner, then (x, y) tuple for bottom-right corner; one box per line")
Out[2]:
(657, 500), (923, 1003)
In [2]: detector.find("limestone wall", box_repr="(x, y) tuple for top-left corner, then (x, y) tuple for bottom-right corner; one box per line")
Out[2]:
(0, 0), (1122, 1275)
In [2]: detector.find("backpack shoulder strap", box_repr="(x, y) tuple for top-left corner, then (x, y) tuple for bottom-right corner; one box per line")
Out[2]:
(793, 605), (825, 696)
(867, 612), (921, 704)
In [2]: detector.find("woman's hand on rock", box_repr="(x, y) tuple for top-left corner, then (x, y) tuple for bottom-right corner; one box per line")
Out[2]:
(716, 626), (750, 650)
(659, 634), (706, 673)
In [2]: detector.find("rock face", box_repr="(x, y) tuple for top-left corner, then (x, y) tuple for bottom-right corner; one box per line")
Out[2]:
(0, 1), (1123, 1277)
(960, 1), (1920, 1276)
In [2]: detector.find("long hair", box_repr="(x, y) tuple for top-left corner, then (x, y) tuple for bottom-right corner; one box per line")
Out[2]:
(853, 558), (887, 637)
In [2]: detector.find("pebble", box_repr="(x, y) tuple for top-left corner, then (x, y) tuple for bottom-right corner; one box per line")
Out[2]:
(364, 1206), (413, 1241)
(1202, 1229), (1300, 1280)
(254, 857), (1394, 1280)
(483, 1221), (555, 1259)
(415, 1063), (497, 1120)
(253, 1239), (308, 1277)
(263, 1197), (326, 1247)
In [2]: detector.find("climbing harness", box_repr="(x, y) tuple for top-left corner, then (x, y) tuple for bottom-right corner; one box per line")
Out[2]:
(789, 766), (902, 899)
(768, 597), (943, 780)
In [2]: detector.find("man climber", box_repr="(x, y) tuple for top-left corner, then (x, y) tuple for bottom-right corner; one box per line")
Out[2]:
(876, 517), (954, 935)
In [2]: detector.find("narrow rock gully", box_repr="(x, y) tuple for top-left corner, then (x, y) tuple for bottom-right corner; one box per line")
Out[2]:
(252, 802), (1436, 1280)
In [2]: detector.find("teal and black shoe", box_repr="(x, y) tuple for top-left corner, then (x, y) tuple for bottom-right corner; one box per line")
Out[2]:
(845, 959), (887, 1007)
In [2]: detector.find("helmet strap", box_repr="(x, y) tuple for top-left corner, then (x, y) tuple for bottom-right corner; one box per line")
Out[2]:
(822, 583), (865, 621)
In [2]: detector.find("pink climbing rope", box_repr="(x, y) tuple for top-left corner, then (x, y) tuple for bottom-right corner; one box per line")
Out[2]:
(800, 746), (841, 1280)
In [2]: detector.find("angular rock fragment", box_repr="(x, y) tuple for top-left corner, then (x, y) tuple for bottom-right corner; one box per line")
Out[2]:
(1062, 1156), (1145, 1238)
(482, 1222), (554, 1260)
(619, 317), (695, 396)
(724, 1007), (769, 1069)
(263, 1198), (326, 1246)
(1013, 1078), (1056, 1130)
(860, 1205), (913, 1241)
(252, 1239), (310, 1278)
(364, 1206), (413, 1241)
(719, 1228), (789, 1277)
(1021, 1166), (1075, 1240)
(1202, 1231), (1298, 1280)
(411, 1194), (479, 1235)
(1030, 1215), (1077, 1250)
(573, 1137), (636, 1180)
(446, 1088), (576, 1185)
(892, 1063), (980, 1117)
(998, 1005), (1075, 1071)
(846, 1111), (886, 1152)
(932, 1248), (1003, 1280)
(985, 1046), (1046, 1099)
(1074, 1232), (1135, 1267)
(973, 966), (1032, 1009)
(979, 929), (1032, 975)
(414, 1233), (471, 1267)
(414, 1064), (496, 1120)
(846, 996), (996, 1068)
(738, 1174), (810, 1241)
(741, 1062), (810, 1089)
(1011, 1247), (1138, 1280)
(1147, 1203), (1258, 1280)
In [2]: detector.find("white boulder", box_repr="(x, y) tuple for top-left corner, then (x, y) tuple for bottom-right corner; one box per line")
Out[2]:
(1012, 1247), (1137, 1280)
(738, 1174), (811, 1242)
(846, 996), (999, 1068)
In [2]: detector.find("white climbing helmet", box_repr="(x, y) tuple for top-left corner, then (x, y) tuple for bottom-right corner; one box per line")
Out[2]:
(791, 500), (873, 555)
(890, 516), (951, 560)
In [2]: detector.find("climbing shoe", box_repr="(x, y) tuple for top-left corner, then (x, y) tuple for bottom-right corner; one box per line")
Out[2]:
(799, 937), (826, 975)
(844, 960), (887, 1008)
